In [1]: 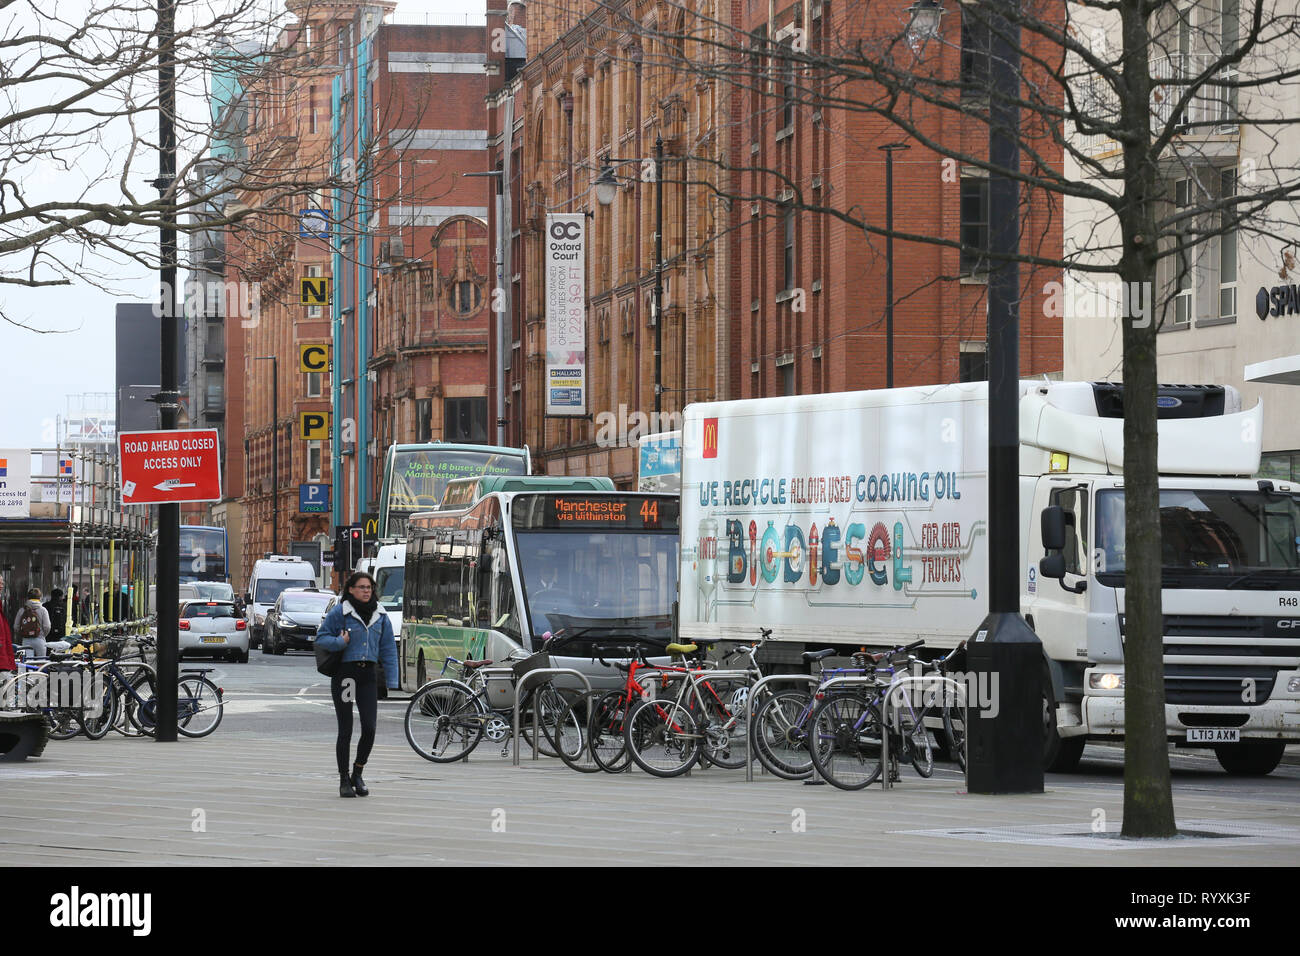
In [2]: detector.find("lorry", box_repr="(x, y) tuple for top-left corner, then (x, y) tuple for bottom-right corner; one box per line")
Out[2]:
(678, 380), (1300, 775)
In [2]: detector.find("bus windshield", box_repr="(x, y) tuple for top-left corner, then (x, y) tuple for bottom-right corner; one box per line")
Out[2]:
(513, 530), (678, 640)
(1095, 488), (1300, 587)
(383, 448), (528, 537)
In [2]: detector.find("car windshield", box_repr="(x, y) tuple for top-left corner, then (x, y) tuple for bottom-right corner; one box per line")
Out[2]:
(192, 582), (234, 602)
(375, 566), (404, 611)
(513, 530), (678, 639)
(255, 578), (315, 604)
(1095, 488), (1300, 586)
(280, 594), (333, 613)
(183, 603), (236, 619)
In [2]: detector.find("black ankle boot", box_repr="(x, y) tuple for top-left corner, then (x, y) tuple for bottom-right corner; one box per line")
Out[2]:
(339, 773), (355, 798)
(351, 766), (369, 797)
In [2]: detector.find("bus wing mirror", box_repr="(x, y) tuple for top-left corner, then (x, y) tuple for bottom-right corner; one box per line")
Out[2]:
(1041, 506), (1066, 552)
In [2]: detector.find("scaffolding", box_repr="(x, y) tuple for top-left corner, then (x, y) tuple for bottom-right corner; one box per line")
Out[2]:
(0, 447), (153, 638)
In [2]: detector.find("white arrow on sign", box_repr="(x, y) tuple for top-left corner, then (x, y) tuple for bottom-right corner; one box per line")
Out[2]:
(153, 479), (197, 492)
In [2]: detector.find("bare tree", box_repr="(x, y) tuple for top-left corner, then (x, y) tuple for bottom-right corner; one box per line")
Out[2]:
(521, 0), (1300, 835)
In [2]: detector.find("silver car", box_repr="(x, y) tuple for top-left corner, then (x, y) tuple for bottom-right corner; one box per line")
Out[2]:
(179, 600), (250, 663)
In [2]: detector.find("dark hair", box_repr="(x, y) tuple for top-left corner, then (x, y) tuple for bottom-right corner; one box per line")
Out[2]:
(343, 571), (375, 597)
(27, 587), (41, 600)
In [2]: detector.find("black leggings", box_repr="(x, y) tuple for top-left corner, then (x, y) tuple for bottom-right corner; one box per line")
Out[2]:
(331, 661), (378, 775)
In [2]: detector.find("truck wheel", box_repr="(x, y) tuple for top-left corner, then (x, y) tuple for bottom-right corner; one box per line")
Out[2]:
(1214, 741), (1284, 776)
(1043, 662), (1084, 772)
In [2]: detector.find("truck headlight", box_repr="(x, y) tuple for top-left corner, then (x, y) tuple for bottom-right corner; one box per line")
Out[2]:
(1090, 672), (1124, 690)
(1289, 677), (1300, 694)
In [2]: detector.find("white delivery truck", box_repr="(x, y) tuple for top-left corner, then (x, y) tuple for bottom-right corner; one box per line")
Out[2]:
(245, 555), (318, 649)
(679, 381), (1300, 775)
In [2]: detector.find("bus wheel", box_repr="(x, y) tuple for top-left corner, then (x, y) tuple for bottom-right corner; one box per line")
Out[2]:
(416, 654), (427, 689)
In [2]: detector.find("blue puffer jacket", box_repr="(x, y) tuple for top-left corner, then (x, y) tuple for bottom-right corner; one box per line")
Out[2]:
(315, 600), (399, 689)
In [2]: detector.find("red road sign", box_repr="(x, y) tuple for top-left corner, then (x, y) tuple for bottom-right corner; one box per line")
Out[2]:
(119, 429), (223, 505)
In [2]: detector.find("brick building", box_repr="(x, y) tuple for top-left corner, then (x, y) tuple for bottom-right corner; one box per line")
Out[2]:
(490, 1), (1063, 486)
(227, 1), (493, 582)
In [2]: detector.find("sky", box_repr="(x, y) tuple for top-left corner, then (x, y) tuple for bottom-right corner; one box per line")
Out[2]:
(0, 0), (480, 452)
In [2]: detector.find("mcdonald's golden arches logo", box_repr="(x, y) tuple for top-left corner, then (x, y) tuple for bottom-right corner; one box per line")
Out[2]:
(703, 417), (719, 459)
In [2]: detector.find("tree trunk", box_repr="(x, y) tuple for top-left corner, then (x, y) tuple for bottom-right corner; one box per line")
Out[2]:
(1118, 0), (1177, 839)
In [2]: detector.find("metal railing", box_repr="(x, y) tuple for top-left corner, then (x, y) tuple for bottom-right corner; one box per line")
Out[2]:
(745, 674), (820, 783)
(881, 675), (969, 791)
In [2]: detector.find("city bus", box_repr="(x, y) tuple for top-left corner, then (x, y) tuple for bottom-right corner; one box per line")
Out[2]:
(377, 443), (531, 540)
(400, 488), (679, 692)
(178, 525), (229, 584)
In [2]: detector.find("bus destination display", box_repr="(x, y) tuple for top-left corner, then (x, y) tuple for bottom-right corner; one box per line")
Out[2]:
(514, 494), (679, 530)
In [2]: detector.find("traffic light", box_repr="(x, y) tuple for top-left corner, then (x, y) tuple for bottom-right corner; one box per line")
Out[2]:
(348, 526), (364, 569)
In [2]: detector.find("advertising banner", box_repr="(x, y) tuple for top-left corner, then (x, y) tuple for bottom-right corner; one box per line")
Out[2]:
(545, 213), (587, 415)
(678, 385), (990, 643)
(0, 449), (32, 517)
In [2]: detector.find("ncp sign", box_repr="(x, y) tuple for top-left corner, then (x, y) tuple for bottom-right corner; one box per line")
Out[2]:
(119, 429), (222, 505)
(545, 213), (587, 416)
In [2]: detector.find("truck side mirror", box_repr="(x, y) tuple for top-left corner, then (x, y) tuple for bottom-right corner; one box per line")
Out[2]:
(1041, 506), (1066, 552)
(1039, 552), (1065, 580)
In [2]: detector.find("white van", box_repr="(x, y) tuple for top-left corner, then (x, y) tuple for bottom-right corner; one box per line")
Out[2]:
(370, 543), (406, 651)
(245, 555), (318, 649)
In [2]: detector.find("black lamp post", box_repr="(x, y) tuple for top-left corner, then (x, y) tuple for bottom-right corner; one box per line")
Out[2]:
(879, 142), (910, 388)
(594, 134), (665, 419)
(254, 356), (278, 554)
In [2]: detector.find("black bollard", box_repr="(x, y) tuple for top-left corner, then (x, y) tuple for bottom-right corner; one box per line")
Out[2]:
(966, 612), (1045, 794)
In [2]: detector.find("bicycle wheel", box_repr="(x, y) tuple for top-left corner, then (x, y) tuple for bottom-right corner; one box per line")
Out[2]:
(4, 672), (82, 739)
(520, 682), (572, 758)
(943, 700), (967, 771)
(79, 676), (118, 740)
(126, 671), (159, 737)
(404, 680), (486, 763)
(895, 702), (934, 778)
(589, 690), (632, 773)
(176, 676), (224, 738)
(625, 698), (701, 777)
(753, 689), (814, 780)
(807, 692), (883, 791)
(552, 690), (601, 773)
(694, 678), (751, 769)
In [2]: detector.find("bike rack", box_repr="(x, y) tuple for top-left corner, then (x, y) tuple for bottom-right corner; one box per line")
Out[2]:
(813, 675), (891, 788)
(744, 674), (820, 783)
(880, 675), (969, 790)
(511, 668), (593, 766)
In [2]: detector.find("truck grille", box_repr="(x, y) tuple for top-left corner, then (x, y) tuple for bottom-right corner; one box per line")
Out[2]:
(1118, 614), (1300, 706)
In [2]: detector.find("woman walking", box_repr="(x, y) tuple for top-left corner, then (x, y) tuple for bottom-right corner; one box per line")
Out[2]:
(315, 572), (399, 797)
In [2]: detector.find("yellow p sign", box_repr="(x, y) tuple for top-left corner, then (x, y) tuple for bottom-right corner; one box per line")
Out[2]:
(300, 276), (331, 306)
(300, 411), (330, 440)
(300, 344), (330, 373)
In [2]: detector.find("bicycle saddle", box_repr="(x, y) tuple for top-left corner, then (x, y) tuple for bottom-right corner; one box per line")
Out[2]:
(462, 659), (493, 669)
(802, 648), (836, 663)
(665, 643), (698, 655)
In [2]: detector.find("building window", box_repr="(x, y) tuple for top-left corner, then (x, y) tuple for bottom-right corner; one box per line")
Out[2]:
(1173, 177), (1192, 327)
(780, 362), (795, 396)
(451, 280), (482, 317)
(305, 371), (322, 398)
(781, 40), (796, 130)
(307, 440), (322, 481)
(959, 341), (988, 382)
(415, 398), (432, 442)
(783, 206), (796, 291)
(961, 6), (991, 97)
(445, 398), (488, 444)
(960, 175), (989, 275)
(1217, 167), (1237, 320)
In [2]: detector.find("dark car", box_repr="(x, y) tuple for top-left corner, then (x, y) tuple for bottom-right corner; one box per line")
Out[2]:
(262, 588), (337, 655)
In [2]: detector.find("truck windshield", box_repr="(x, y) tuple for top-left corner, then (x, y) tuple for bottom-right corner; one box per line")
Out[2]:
(513, 530), (677, 641)
(255, 579), (316, 604)
(1095, 489), (1300, 586)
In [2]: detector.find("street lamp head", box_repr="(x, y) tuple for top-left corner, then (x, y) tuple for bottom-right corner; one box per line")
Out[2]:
(594, 165), (620, 207)
(905, 0), (946, 52)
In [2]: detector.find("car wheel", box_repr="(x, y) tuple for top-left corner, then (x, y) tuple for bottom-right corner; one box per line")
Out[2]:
(273, 631), (286, 655)
(261, 634), (270, 655)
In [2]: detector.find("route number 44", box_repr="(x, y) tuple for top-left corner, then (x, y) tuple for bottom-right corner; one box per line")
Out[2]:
(640, 500), (659, 525)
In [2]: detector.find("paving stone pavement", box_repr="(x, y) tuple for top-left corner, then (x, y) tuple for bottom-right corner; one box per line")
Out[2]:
(2, 735), (1298, 865)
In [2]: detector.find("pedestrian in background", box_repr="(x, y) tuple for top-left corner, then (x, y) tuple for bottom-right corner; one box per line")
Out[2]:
(315, 571), (399, 798)
(0, 574), (15, 681)
(44, 588), (68, 642)
(14, 587), (52, 659)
